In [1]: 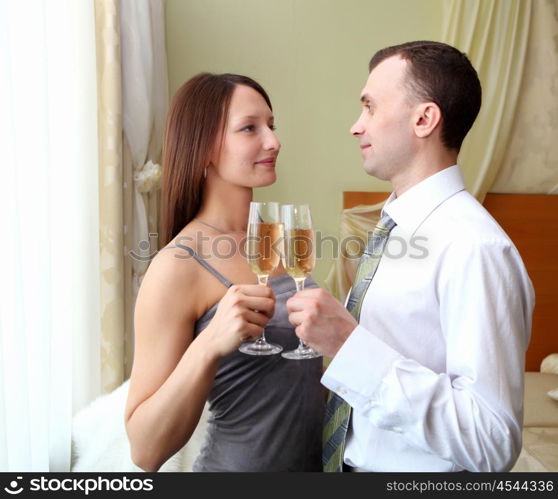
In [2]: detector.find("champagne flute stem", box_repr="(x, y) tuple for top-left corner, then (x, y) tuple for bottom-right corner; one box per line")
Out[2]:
(256, 274), (269, 344)
(258, 275), (269, 286)
(294, 278), (309, 350)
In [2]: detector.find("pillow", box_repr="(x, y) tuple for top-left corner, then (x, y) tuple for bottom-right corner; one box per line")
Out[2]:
(523, 372), (558, 427)
(541, 353), (558, 375)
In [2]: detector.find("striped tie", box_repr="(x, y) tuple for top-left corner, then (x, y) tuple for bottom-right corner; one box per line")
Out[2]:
(322, 214), (396, 472)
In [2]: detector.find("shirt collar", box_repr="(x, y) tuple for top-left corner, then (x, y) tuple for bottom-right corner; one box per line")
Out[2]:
(382, 165), (466, 233)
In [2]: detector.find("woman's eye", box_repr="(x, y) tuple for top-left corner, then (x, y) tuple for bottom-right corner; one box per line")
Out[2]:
(241, 125), (255, 132)
(269, 124), (276, 131)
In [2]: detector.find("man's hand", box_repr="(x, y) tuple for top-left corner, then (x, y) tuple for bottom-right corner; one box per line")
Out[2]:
(286, 288), (358, 358)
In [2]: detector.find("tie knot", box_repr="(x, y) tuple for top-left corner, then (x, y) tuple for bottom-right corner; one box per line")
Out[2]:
(374, 214), (396, 234)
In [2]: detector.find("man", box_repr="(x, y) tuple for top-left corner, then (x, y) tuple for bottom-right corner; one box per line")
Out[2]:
(286, 41), (534, 472)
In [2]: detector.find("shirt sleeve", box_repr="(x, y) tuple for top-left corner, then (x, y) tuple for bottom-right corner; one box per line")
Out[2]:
(322, 239), (534, 472)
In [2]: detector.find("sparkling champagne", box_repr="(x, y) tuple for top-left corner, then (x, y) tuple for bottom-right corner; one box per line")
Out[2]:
(280, 204), (321, 360)
(284, 228), (315, 280)
(247, 222), (284, 277)
(239, 201), (283, 356)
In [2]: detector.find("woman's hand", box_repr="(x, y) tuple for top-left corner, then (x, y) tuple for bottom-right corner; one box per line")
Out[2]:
(202, 284), (276, 357)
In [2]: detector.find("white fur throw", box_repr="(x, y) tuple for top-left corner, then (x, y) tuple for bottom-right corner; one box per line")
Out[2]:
(71, 380), (208, 472)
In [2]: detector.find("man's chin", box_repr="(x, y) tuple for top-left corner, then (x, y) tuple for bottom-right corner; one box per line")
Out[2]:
(362, 163), (390, 181)
(362, 162), (378, 177)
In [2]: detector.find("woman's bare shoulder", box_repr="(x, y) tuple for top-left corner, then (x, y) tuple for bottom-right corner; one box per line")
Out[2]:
(135, 243), (206, 324)
(145, 242), (200, 283)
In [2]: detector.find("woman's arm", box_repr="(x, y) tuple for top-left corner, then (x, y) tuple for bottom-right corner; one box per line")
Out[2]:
(124, 250), (216, 471)
(124, 249), (275, 471)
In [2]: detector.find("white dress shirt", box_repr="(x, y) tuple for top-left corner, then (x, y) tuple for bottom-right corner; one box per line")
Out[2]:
(322, 165), (534, 472)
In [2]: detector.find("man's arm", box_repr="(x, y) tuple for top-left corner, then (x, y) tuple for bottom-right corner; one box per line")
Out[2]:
(289, 240), (533, 471)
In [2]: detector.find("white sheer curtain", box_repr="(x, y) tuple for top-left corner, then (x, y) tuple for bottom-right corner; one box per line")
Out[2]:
(0, 0), (99, 471)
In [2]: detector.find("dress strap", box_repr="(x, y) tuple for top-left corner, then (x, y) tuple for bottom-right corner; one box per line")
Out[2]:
(168, 243), (234, 288)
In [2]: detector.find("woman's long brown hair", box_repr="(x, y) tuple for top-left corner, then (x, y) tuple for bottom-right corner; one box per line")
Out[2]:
(160, 73), (272, 245)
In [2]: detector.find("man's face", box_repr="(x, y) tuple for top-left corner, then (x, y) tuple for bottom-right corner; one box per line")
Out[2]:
(350, 56), (416, 181)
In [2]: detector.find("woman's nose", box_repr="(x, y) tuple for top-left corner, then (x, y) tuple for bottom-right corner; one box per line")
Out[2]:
(264, 129), (281, 151)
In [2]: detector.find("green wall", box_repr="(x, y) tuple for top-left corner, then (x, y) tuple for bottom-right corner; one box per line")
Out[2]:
(165, 0), (444, 285)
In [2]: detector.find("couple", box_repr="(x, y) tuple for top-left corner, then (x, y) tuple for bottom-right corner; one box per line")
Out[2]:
(124, 41), (534, 472)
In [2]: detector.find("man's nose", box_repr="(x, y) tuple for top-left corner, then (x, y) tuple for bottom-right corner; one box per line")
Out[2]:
(350, 115), (364, 136)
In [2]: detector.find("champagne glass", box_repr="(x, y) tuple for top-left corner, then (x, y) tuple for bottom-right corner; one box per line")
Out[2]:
(239, 201), (283, 355)
(281, 204), (322, 359)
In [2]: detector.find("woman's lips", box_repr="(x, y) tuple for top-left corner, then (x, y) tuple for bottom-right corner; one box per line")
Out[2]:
(255, 158), (276, 167)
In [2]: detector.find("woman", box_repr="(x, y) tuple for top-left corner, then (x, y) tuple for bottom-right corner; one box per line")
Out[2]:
(125, 73), (323, 472)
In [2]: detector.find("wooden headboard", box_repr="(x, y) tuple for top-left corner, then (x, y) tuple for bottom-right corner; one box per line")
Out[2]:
(343, 192), (558, 372)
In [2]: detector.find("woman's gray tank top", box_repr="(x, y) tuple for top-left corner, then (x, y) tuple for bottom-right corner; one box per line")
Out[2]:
(180, 245), (324, 471)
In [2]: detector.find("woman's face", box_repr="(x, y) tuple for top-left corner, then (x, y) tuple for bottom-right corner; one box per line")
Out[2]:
(209, 84), (280, 188)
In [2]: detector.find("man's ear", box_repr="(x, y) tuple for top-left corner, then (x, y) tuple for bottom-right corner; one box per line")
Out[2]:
(413, 102), (442, 139)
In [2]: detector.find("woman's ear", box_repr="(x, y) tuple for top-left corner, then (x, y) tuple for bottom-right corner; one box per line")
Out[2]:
(413, 102), (442, 139)
(205, 161), (214, 179)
